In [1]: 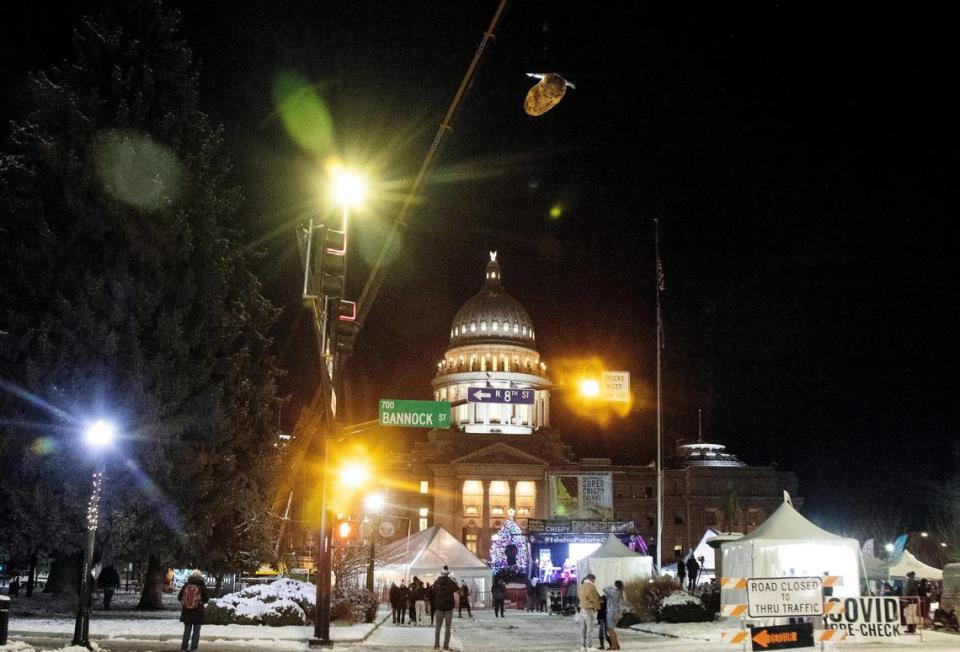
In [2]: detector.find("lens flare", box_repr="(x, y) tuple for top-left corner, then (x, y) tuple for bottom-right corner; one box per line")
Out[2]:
(92, 129), (184, 211)
(273, 70), (334, 156)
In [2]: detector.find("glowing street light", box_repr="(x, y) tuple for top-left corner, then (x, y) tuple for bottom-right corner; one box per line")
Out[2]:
(884, 543), (895, 553)
(339, 461), (370, 489)
(364, 492), (385, 513)
(73, 419), (116, 648)
(578, 377), (601, 398)
(330, 168), (368, 210)
(84, 419), (115, 448)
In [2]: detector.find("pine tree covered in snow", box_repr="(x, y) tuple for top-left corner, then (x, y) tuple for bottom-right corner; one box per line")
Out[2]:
(0, 0), (280, 605)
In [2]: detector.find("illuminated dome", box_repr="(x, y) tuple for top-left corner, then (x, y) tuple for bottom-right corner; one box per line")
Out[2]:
(447, 252), (537, 351)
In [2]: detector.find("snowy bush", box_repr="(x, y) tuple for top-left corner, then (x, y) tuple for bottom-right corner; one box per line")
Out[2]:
(658, 591), (712, 623)
(330, 585), (378, 624)
(208, 578), (316, 626)
(622, 577), (680, 622)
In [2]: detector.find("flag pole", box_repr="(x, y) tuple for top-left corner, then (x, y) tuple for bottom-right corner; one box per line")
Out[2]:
(655, 218), (664, 576)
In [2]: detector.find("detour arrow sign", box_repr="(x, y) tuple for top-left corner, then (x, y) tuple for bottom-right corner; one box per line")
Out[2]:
(749, 623), (814, 651)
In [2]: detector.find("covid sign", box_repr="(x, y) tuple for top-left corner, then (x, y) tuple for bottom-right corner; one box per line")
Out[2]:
(824, 597), (901, 638)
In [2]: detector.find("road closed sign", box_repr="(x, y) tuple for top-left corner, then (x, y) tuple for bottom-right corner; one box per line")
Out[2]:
(747, 577), (824, 618)
(824, 596), (901, 638)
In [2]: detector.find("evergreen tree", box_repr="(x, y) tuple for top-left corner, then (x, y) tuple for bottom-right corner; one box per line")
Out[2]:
(0, 0), (280, 605)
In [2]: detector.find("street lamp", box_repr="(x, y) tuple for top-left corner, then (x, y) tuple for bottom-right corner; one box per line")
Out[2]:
(364, 493), (384, 596)
(72, 419), (115, 649)
(310, 165), (371, 647)
(577, 377), (601, 399)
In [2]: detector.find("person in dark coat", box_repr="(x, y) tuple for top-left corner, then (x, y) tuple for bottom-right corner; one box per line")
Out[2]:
(98, 565), (121, 610)
(8, 576), (20, 597)
(389, 582), (399, 623)
(178, 570), (210, 651)
(432, 566), (459, 651)
(492, 577), (507, 617)
(457, 580), (472, 617)
(396, 581), (409, 624)
(427, 582), (437, 625)
(685, 556), (700, 591)
(409, 577), (423, 625)
(677, 557), (687, 590)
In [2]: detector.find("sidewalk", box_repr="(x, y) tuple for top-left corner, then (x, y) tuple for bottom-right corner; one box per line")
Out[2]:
(7, 609), (390, 646)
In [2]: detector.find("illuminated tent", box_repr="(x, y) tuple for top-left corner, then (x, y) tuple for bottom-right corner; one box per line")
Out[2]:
(721, 496), (862, 601)
(576, 533), (654, 590)
(885, 550), (942, 581)
(862, 551), (888, 582)
(373, 525), (492, 604)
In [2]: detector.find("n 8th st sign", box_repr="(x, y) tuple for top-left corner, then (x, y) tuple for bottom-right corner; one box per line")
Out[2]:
(379, 399), (450, 429)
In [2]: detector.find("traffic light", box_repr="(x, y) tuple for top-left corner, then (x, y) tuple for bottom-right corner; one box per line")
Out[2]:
(318, 227), (346, 299)
(334, 517), (356, 542)
(332, 300), (361, 357)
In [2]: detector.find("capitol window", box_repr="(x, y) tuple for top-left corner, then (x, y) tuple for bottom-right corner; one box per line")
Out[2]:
(492, 320), (499, 331)
(480, 320), (487, 332)
(513, 322), (519, 333)
(522, 326), (527, 335)
(470, 323), (476, 332)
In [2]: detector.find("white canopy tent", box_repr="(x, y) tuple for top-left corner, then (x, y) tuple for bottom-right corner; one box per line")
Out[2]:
(373, 525), (492, 603)
(862, 551), (888, 582)
(721, 497), (862, 600)
(576, 534), (654, 590)
(885, 550), (942, 581)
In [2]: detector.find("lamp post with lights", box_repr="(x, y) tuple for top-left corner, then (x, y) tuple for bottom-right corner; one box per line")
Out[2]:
(301, 167), (369, 647)
(363, 493), (385, 595)
(72, 419), (115, 649)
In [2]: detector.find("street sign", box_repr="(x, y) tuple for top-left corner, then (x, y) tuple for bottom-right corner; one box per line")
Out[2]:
(601, 371), (630, 402)
(746, 577), (824, 618)
(749, 623), (814, 651)
(467, 387), (534, 404)
(378, 399), (450, 429)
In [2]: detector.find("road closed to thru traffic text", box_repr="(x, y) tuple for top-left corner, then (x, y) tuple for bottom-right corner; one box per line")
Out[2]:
(747, 577), (824, 618)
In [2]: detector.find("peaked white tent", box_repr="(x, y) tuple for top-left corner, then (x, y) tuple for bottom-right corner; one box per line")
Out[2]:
(721, 497), (861, 599)
(374, 525), (492, 602)
(886, 550), (942, 581)
(576, 534), (654, 590)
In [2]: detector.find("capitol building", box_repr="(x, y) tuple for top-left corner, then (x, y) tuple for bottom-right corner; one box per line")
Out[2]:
(379, 252), (799, 568)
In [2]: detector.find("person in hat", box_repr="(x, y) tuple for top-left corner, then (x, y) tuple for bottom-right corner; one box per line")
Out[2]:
(178, 570), (209, 651)
(431, 566), (459, 651)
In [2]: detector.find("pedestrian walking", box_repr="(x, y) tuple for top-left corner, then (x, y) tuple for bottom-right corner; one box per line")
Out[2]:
(577, 573), (601, 652)
(389, 582), (399, 623)
(492, 577), (507, 617)
(427, 582), (437, 625)
(98, 565), (121, 610)
(409, 576), (423, 625)
(413, 579), (427, 625)
(602, 580), (623, 649)
(9, 576), (20, 597)
(676, 556), (686, 589)
(685, 555), (700, 591)
(904, 571), (920, 633)
(458, 580), (472, 617)
(396, 581), (409, 624)
(597, 594), (608, 649)
(538, 579), (549, 612)
(432, 566), (459, 651)
(178, 570), (209, 652)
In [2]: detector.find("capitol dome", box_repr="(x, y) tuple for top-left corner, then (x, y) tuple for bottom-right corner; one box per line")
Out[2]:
(447, 252), (537, 351)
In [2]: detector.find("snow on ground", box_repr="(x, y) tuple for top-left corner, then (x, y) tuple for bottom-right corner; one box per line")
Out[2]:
(7, 618), (375, 642)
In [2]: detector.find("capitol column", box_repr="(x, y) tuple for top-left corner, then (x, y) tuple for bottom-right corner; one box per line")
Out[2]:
(481, 480), (491, 559)
(509, 480), (517, 512)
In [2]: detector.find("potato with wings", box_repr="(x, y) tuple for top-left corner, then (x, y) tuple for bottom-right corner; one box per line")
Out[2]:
(524, 73), (576, 116)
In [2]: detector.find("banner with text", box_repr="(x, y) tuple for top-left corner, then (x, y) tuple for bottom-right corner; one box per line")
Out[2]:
(547, 473), (613, 519)
(824, 596), (902, 639)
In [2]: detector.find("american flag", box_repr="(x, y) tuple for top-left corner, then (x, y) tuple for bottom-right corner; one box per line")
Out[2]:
(656, 257), (665, 292)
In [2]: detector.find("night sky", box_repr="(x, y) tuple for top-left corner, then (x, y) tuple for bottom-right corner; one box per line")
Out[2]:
(3, 1), (959, 530)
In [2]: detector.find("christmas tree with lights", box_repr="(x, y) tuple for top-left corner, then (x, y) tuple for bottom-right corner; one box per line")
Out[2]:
(489, 509), (530, 575)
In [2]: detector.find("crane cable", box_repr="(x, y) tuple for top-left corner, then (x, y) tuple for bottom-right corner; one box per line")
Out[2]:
(356, 0), (509, 326)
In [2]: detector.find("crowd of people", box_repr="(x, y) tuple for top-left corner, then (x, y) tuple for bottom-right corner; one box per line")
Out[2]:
(387, 566), (472, 651)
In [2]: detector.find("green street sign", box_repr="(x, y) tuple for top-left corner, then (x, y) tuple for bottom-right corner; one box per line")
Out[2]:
(379, 399), (451, 429)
